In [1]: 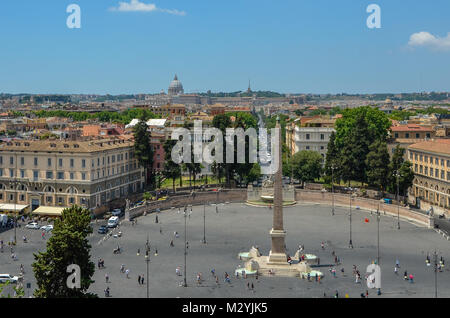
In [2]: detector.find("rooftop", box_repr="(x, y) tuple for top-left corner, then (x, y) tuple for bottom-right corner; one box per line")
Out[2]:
(0, 138), (133, 153)
(409, 139), (450, 156)
(391, 124), (434, 132)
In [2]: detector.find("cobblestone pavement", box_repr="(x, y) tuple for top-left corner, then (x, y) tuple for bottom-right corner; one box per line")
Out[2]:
(1, 203), (449, 298)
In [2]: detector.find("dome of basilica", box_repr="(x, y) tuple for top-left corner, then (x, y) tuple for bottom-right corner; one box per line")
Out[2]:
(168, 74), (184, 95)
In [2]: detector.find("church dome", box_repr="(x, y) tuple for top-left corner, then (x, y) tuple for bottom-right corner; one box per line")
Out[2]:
(168, 74), (184, 95)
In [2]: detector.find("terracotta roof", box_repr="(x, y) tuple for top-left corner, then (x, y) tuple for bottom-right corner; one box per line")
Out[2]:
(409, 139), (450, 156)
(0, 138), (133, 153)
(391, 124), (434, 132)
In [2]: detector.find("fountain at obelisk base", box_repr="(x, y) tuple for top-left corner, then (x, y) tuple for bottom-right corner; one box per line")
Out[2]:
(236, 117), (322, 279)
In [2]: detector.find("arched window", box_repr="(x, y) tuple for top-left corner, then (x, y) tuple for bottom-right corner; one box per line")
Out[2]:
(66, 186), (78, 194)
(44, 186), (55, 193)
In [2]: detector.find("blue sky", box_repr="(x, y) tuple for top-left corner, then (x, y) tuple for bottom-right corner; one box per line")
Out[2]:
(0, 0), (449, 94)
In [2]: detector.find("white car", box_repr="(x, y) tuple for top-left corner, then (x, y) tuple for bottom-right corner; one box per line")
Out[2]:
(25, 222), (40, 230)
(40, 225), (53, 232)
(0, 274), (19, 284)
(111, 209), (122, 217)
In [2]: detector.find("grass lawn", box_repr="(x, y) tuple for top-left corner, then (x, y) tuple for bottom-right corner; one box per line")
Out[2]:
(160, 175), (221, 190)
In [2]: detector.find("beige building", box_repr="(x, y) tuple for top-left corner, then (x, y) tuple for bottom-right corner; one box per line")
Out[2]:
(408, 139), (450, 216)
(0, 139), (144, 213)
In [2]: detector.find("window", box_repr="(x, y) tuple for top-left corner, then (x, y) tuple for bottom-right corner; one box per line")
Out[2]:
(306, 134), (310, 140)
(320, 134), (324, 140)
(82, 173), (86, 180)
(395, 133), (399, 138)
(435, 169), (439, 178)
(98, 158), (100, 166)
(70, 159), (74, 168)
(46, 171), (53, 179)
(406, 133), (410, 139)
(416, 133), (420, 139)
(46, 197), (52, 203)
(430, 168), (434, 176)
(57, 172), (64, 180)
(69, 197), (75, 204)
(427, 133), (431, 138)
(34, 157), (38, 166)
(0, 156), (2, 165)
(33, 170), (39, 181)
(10, 157), (14, 165)
(0, 168), (3, 177)
(48, 158), (52, 167)
(20, 170), (25, 178)
(419, 166), (423, 174)
(9, 169), (14, 178)
(441, 170), (445, 179)
(59, 158), (63, 167)
(20, 195), (25, 201)
(425, 167), (428, 175)
(70, 172), (74, 180)
(441, 159), (445, 167)
(20, 157), (24, 166)
(436, 158), (439, 165)
(82, 159), (86, 168)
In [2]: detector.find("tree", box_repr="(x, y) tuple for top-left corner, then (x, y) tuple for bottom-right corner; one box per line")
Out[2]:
(0, 281), (24, 298)
(133, 116), (154, 187)
(246, 163), (261, 185)
(162, 140), (181, 193)
(324, 131), (339, 184)
(334, 107), (391, 185)
(365, 141), (390, 191)
(291, 151), (323, 186)
(212, 114), (232, 187)
(387, 145), (415, 197)
(32, 205), (96, 298)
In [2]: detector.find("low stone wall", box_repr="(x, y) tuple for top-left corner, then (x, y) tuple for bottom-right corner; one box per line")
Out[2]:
(126, 189), (247, 220)
(295, 190), (433, 228)
(126, 188), (433, 229)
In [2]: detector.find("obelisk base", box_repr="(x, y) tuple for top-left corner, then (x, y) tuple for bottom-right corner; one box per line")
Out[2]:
(267, 229), (288, 264)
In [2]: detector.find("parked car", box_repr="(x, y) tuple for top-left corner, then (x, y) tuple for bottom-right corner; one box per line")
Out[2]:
(25, 222), (40, 230)
(40, 225), (53, 232)
(0, 274), (19, 284)
(111, 209), (122, 217)
(98, 226), (108, 234)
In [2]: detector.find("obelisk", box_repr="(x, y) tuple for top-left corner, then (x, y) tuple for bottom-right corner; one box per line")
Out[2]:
(268, 116), (288, 264)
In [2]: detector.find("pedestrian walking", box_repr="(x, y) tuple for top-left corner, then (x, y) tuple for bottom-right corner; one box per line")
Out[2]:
(125, 269), (130, 279)
(138, 275), (141, 285)
(141, 275), (145, 285)
(105, 273), (109, 283)
(170, 240), (174, 247)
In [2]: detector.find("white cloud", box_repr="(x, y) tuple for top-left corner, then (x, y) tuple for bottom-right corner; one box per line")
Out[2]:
(109, 0), (186, 16)
(408, 31), (450, 51)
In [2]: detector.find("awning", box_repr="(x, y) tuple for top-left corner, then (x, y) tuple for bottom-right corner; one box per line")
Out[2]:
(0, 204), (29, 213)
(32, 206), (67, 217)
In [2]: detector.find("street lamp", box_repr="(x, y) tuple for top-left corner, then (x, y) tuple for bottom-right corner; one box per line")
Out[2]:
(182, 205), (190, 287)
(376, 205), (380, 266)
(202, 203), (207, 244)
(395, 170), (401, 230)
(432, 249), (444, 298)
(349, 191), (354, 249)
(145, 243), (150, 298)
(331, 164), (336, 216)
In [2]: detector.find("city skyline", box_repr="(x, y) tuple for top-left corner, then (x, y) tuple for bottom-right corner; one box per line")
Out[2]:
(0, 0), (449, 94)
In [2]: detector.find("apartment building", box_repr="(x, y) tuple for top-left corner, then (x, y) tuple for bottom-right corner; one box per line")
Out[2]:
(388, 124), (435, 158)
(0, 138), (144, 212)
(408, 139), (450, 216)
(286, 117), (336, 161)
